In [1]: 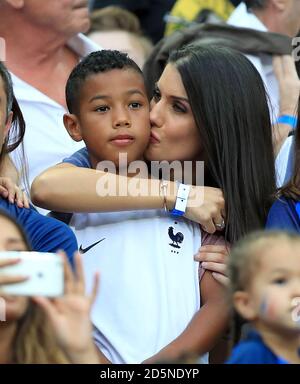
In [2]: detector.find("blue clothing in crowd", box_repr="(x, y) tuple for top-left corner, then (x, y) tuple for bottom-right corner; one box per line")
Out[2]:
(226, 330), (289, 364)
(0, 197), (78, 264)
(266, 197), (300, 233)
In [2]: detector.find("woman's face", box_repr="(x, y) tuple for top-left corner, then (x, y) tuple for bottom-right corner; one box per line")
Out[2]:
(144, 63), (203, 163)
(0, 217), (29, 323)
(0, 77), (12, 155)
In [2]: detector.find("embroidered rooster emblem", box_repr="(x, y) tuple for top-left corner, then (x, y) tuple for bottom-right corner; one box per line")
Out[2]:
(168, 226), (184, 249)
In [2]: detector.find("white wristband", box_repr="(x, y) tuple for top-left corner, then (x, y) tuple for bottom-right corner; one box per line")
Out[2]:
(170, 183), (191, 216)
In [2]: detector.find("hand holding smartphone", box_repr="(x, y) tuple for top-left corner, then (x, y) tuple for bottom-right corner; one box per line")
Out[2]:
(0, 251), (64, 297)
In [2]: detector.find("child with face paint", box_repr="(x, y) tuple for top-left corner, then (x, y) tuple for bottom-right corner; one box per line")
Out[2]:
(227, 231), (300, 364)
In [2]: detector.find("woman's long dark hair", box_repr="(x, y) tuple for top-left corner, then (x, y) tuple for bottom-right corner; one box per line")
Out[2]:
(0, 61), (27, 186)
(279, 97), (300, 200)
(168, 45), (276, 243)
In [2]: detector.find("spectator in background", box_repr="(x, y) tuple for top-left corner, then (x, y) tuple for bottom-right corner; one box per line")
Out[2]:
(266, 96), (300, 232)
(0, 210), (101, 364)
(0, 0), (100, 189)
(92, 0), (176, 43)
(0, 61), (78, 264)
(227, 231), (300, 364)
(87, 7), (153, 68)
(165, 0), (239, 36)
(228, 1), (300, 186)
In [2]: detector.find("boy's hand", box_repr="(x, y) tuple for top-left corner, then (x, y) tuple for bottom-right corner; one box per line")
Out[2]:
(0, 177), (30, 208)
(194, 245), (229, 286)
(33, 252), (100, 364)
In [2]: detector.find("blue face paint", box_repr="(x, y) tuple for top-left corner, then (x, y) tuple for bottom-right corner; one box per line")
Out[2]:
(259, 298), (268, 316)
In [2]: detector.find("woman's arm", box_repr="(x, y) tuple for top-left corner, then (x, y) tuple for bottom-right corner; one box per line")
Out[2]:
(142, 271), (230, 363)
(31, 163), (225, 233)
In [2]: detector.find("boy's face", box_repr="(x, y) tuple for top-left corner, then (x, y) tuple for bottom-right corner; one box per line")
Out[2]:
(72, 69), (150, 168)
(235, 242), (300, 333)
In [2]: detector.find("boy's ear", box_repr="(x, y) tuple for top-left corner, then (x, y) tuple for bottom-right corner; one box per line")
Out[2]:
(233, 291), (257, 321)
(63, 113), (83, 142)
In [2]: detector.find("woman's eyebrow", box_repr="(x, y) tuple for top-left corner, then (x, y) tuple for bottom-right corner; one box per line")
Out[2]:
(155, 83), (189, 103)
(170, 95), (190, 103)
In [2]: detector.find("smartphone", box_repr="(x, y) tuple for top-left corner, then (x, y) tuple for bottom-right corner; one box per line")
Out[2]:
(0, 251), (64, 297)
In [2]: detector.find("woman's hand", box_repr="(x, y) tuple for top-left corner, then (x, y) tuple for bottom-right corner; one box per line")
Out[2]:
(33, 252), (100, 364)
(194, 245), (229, 286)
(184, 186), (225, 234)
(0, 177), (30, 208)
(0, 258), (28, 286)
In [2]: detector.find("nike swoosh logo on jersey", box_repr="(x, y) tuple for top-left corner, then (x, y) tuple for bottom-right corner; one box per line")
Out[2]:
(79, 238), (106, 254)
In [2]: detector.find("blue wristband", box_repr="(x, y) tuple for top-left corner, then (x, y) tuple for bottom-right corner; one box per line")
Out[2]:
(277, 115), (298, 129)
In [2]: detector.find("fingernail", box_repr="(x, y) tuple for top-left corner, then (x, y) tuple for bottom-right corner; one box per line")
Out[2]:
(202, 262), (207, 268)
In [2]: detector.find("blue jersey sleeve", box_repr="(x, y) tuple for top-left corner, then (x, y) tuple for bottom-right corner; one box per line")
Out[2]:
(226, 342), (276, 364)
(226, 332), (278, 364)
(62, 147), (91, 168)
(0, 198), (78, 266)
(266, 197), (300, 233)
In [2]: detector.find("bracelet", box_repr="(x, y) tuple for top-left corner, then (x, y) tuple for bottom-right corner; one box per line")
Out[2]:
(169, 182), (191, 217)
(277, 115), (298, 129)
(159, 180), (168, 212)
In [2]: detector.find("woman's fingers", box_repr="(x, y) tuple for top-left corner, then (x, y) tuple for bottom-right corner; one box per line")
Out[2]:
(74, 252), (85, 294)
(0, 258), (21, 268)
(22, 191), (30, 209)
(195, 251), (226, 264)
(0, 274), (28, 286)
(201, 219), (216, 234)
(0, 186), (9, 199)
(201, 261), (227, 275)
(0, 258), (28, 285)
(32, 296), (57, 323)
(60, 251), (74, 294)
(211, 272), (229, 287)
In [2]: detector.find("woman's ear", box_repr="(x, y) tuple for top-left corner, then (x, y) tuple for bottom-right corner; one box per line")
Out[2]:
(63, 113), (83, 142)
(233, 291), (257, 321)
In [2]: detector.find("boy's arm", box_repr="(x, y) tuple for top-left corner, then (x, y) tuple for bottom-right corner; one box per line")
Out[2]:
(142, 271), (230, 363)
(31, 163), (225, 233)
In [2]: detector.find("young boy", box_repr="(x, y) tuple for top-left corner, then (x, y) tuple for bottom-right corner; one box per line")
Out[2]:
(227, 231), (300, 364)
(40, 50), (228, 363)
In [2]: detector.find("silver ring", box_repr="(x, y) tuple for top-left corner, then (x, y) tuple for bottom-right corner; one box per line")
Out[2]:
(215, 219), (225, 231)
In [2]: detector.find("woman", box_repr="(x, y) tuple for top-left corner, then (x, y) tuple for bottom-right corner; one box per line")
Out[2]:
(32, 45), (276, 277)
(0, 61), (78, 263)
(0, 209), (101, 364)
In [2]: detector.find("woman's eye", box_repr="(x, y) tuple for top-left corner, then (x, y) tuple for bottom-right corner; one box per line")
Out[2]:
(95, 106), (109, 112)
(152, 89), (161, 102)
(173, 103), (186, 113)
(129, 102), (142, 109)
